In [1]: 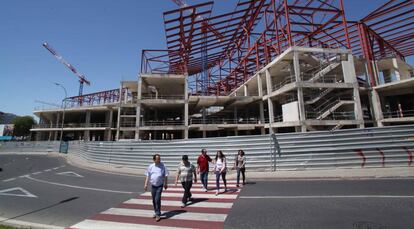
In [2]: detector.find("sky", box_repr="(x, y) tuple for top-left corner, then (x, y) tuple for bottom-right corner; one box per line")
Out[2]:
(0, 0), (407, 117)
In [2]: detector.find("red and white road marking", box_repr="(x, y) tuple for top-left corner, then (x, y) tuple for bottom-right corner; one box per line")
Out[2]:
(69, 179), (242, 229)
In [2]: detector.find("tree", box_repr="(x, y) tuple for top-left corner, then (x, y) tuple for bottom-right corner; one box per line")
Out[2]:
(12, 116), (36, 137)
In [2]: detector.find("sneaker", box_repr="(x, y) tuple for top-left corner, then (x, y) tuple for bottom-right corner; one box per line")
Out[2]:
(152, 214), (156, 218)
(181, 203), (186, 208)
(203, 188), (208, 192)
(236, 184), (240, 187)
(215, 190), (219, 195)
(155, 215), (161, 222)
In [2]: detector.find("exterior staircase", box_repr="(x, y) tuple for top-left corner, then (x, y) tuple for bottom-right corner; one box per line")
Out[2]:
(305, 88), (335, 105)
(308, 62), (341, 82)
(317, 100), (354, 120)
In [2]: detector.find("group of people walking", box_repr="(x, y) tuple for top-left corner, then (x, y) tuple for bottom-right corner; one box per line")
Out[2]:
(143, 149), (246, 222)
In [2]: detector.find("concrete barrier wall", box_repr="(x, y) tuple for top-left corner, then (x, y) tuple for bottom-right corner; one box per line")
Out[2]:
(2, 125), (413, 171)
(70, 135), (274, 171)
(274, 125), (414, 170)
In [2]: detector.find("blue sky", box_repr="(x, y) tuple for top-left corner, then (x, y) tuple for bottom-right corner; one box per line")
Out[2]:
(1, 0), (408, 117)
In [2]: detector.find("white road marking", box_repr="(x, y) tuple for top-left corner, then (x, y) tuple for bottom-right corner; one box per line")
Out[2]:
(32, 171), (42, 175)
(44, 169), (52, 172)
(125, 198), (233, 208)
(240, 195), (414, 199)
(141, 192), (238, 199)
(72, 219), (192, 229)
(53, 167), (60, 170)
(2, 178), (16, 182)
(0, 187), (37, 198)
(56, 171), (84, 178)
(24, 176), (134, 194)
(167, 187), (240, 192)
(103, 207), (227, 222)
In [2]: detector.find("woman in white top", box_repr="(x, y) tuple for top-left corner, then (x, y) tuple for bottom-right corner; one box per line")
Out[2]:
(214, 150), (227, 195)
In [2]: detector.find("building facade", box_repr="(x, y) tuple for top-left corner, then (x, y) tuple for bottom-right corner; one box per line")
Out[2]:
(31, 47), (414, 141)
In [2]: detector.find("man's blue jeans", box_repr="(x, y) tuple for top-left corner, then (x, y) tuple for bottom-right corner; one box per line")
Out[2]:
(151, 184), (163, 216)
(200, 171), (209, 189)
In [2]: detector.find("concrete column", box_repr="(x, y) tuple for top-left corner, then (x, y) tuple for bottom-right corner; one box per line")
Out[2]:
(135, 106), (140, 140)
(135, 79), (142, 140)
(35, 132), (42, 141)
(84, 111), (91, 141)
(265, 69), (274, 133)
(293, 51), (306, 132)
(106, 108), (113, 141)
(392, 58), (401, 81)
(54, 113), (60, 140)
(116, 85), (122, 141)
(370, 89), (384, 127)
(244, 85), (248, 96)
(123, 86), (128, 104)
(257, 73), (266, 134)
(184, 76), (189, 139)
(344, 54), (364, 128)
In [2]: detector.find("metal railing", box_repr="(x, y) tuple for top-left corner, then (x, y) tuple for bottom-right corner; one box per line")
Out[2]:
(142, 120), (185, 126)
(272, 76), (295, 91)
(32, 123), (111, 129)
(383, 110), (414, 119)
(306, 111), (355, 120)
(141, 94), (185, 100)
(302, 74), (342, 84)
(189, 118), (263, 125)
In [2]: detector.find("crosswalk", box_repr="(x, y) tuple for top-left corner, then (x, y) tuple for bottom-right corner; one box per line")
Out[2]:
(69, 180), (242, 229)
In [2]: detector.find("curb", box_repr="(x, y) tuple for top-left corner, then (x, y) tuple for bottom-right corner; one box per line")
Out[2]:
(0, 216), (64, 229)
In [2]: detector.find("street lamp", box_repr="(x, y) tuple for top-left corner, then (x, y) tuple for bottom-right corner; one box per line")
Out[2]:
(54, 83), (67, 153)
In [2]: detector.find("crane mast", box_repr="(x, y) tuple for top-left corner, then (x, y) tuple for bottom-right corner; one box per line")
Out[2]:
(42, 42), (91, 97)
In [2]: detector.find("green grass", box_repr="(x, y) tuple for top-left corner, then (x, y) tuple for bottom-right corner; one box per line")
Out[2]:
(0, 225), (17, 229)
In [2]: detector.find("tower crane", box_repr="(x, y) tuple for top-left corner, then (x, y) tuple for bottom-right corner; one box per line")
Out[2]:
(42, 42), (91, 97)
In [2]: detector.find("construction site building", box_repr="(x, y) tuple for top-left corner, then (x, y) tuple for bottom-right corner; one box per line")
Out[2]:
(30, 0), (414, 141)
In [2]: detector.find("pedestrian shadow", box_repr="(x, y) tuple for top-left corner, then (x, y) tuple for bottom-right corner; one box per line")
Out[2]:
(162, 210), (186, 219)
(186, 198), (208, 206)
(224, 188), (239, 193)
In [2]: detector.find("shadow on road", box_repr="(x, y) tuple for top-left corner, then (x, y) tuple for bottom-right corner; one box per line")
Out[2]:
(0, 196), (79, 222)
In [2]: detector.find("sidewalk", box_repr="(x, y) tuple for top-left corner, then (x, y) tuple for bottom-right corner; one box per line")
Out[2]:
(66, 154), (414, 180)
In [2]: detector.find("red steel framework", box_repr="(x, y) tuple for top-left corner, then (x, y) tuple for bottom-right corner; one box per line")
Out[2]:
(66, 0), (413, 106)
(142, 0), (414, 95)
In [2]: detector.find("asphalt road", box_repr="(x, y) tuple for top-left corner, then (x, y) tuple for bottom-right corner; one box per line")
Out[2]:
(224, 179), (414, 229)
(0, 154), (143, 227)
(1, 154), (414, 228)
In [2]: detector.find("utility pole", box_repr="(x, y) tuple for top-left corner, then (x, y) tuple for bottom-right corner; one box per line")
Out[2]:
(54, 83), (67, 153)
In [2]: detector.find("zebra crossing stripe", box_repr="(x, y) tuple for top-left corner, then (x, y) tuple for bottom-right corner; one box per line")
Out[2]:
(124, 199), (234, 208)
(71, 219), (192, 229)
(69, 179), (243, 229)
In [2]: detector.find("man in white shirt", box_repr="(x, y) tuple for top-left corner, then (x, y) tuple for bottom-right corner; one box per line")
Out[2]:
(144, 154), (169, 222)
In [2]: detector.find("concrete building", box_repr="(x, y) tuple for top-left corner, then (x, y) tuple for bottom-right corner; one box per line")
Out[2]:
(31, 47), (414, 141)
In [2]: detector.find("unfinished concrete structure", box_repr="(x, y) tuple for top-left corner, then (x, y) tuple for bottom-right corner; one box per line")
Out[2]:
(31, 0), (414, 141)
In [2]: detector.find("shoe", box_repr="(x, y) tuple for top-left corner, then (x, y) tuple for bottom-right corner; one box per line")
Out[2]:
(215, 190), (219, 195)
(204, 188), (208, 192)
(181, 203), (186, 208)
(236, 184), (240, 187)
(152, 214), (156, 218)
(155, 215), (161, 222)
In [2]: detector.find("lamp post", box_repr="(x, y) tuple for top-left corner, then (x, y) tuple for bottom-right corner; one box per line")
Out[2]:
(54, 83), (67, 153)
